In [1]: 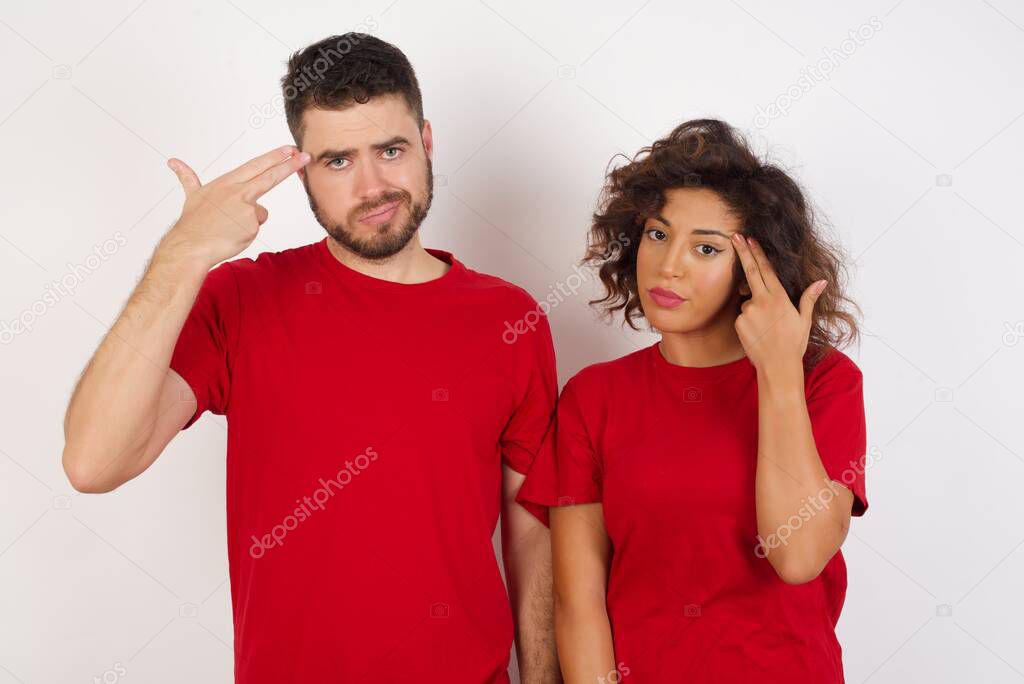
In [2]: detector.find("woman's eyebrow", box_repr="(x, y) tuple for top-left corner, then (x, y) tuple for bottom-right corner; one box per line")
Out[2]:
(691, 228), (732, 239)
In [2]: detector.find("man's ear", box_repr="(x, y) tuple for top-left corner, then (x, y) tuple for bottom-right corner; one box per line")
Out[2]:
(421, 119), (433, 159)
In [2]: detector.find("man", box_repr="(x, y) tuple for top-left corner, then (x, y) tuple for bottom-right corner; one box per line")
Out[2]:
(62, 33), (558, 683)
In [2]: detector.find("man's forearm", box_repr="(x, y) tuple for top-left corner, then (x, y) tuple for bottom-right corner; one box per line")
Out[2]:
(62, 237), (211, 491)
(507, 523), (560, 682)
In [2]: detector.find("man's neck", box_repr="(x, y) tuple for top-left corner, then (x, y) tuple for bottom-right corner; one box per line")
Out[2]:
(324, 234), (450, 284)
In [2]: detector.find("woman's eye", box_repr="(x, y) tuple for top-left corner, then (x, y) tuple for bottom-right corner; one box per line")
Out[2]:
(645, 228), (667, 241)
(697, 244), (722, 256)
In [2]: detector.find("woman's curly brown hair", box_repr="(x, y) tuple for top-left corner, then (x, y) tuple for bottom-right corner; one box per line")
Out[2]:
(586, 118), (861, 363)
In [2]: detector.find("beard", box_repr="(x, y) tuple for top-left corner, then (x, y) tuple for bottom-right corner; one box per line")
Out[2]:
(304, 157), (434, 260)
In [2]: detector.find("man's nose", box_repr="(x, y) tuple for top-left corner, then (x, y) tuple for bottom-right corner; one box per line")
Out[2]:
(354, 160), (388, 200)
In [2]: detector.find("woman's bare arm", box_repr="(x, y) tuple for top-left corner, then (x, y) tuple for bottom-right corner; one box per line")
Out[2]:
(550, 503), (618, 683)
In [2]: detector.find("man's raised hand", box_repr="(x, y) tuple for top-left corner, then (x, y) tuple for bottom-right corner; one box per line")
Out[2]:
(160, 145), (311, 269)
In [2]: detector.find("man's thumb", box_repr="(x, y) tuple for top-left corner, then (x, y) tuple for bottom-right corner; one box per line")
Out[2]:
(167, 158), (201, 196)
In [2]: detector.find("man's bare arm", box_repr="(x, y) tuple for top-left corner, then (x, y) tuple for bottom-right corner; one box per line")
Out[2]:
(501, 465), (560, 683)
(62, 145), (310, 493)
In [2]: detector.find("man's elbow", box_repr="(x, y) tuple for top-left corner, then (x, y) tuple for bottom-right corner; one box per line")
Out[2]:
(62, 446), (121, 494)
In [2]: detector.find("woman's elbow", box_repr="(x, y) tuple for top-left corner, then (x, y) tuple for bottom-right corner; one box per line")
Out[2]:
(766, 549), (828, 585)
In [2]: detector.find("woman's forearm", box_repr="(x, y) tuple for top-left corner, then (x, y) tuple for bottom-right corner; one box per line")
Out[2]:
(554, 600), (617, 684)
(754, 362), (853, 583)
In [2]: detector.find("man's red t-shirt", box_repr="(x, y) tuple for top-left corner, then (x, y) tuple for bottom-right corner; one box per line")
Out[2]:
(170, 238), (556, 683)
(518, 341), (868, 682)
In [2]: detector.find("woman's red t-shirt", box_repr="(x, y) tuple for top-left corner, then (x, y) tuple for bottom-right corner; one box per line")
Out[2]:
(517, 341), (868, 682)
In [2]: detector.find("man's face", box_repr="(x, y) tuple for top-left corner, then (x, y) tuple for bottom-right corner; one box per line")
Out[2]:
(297, 93), (434, 260)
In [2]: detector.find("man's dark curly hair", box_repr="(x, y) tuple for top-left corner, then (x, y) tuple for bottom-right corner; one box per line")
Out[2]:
(281, 33), (423, 144)
(586, 118), (861, 362)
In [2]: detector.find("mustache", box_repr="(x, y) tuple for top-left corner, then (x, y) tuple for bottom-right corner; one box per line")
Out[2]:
(353, 191), (410, 219)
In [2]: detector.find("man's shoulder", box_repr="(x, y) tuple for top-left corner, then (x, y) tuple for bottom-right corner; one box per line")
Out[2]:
(455, 260), (543, 313)
(222, 241), (320, 279)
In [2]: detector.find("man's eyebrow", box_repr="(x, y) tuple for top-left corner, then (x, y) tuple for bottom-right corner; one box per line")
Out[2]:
(314, 136), (411, 163)
(647, 215), (733, 239)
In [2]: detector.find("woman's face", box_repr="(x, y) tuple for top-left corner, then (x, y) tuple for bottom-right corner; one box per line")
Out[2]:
(636, 187), (748, 334)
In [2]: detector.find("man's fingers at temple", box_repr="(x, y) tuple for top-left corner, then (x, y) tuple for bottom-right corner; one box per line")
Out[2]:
(244, 151), (312, 201)
(226, 145), (301, 185)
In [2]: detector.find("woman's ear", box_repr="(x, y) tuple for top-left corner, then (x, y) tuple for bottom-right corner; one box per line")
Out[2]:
(738, 279), (751, 297)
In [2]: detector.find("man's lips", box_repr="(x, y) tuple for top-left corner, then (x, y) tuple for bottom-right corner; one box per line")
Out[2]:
(648, 287), (686, 308)
(360, 200), (401, 224)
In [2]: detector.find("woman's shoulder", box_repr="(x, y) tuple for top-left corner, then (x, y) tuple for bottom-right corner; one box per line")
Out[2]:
(804, 345), (863, 389)
(563, 344), (653, 396)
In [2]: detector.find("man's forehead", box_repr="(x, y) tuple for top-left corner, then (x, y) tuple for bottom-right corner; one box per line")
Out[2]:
(301, 96), (414, 148)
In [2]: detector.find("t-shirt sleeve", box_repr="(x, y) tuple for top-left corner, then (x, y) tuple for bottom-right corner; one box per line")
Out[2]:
(518, 372), (603, 515)
(499, 297), (558, 524)
(499, 300), (557, 475)
(169, 261), (240, 430)
(549, 374), (603, 506)
(517, 370), (608, 528)
(806, 350), (869, 516)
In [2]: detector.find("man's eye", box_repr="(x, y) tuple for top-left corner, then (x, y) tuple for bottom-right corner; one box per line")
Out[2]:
(645, 228), (667, 241)
(328, 158), (348, 169)
(383, 147), (401, 159)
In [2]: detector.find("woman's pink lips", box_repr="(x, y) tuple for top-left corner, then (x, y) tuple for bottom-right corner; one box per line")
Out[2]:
(360, 200), (401, 224)
(649, 287), (686, 308)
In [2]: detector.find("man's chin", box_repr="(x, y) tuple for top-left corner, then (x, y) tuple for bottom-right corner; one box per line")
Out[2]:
(327, 224), (417, 260)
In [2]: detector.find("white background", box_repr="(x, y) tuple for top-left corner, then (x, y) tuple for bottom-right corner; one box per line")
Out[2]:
(1, 1), (1023, 682)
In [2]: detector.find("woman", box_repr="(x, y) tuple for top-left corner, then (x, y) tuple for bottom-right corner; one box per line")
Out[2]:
(517, 119), (868, 682)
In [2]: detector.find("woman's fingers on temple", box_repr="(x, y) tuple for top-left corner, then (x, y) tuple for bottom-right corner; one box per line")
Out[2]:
(732, 234), (768, 296)
(746, 238), (783, 292)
